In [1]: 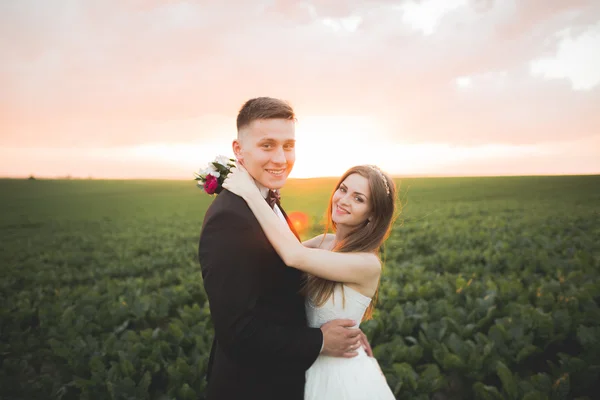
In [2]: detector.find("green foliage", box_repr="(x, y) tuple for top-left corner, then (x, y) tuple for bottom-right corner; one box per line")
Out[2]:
(1, 175), (599, 399)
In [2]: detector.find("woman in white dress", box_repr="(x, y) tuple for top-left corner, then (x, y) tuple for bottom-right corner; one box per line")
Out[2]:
(223, 164), (397, 400)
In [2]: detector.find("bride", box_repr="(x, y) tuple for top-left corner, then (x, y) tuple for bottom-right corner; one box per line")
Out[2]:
(224, 163), (397, 399)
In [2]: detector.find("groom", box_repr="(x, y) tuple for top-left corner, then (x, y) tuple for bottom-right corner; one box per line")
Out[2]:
(198, 97), (366, 399)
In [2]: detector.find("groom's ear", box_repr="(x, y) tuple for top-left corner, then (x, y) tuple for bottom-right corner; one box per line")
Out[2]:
(232, 139), (243, 161)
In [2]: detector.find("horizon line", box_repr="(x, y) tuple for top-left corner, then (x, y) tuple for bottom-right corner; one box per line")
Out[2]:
(1, 172), (599, 181)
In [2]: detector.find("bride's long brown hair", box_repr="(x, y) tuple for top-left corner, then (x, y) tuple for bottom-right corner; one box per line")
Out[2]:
(302, 165), (397, 321)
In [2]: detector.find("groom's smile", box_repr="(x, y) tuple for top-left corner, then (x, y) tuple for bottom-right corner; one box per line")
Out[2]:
(233, 118), (296, 190)
(266, 169), (286, 176)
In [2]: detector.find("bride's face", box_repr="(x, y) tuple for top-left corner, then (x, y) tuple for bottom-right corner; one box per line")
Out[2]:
(233, 118), (296, 190)
(331, 173), (372, 227)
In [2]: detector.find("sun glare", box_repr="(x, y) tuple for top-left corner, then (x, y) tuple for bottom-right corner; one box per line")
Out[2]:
(291, 115), (468, 177)
(68, 116), (596, 180)
(292, 115), (387, 178)
(290, 115), (557, 178)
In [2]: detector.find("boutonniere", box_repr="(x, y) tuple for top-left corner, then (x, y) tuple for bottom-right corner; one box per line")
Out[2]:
(194, 155), (236, 195)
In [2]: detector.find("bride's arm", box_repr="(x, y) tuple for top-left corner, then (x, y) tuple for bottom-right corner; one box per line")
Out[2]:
(245, 191), (380, 283)
(223, 167), (380, 284)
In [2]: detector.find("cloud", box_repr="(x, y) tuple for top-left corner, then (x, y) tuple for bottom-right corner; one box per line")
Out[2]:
(399, 0), (468, 36)
(530, 21), (600, 90)
(0, 0), (599, 150)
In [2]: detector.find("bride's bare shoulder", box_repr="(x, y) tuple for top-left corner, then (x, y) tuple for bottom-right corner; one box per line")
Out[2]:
(302, 233), (335, 249)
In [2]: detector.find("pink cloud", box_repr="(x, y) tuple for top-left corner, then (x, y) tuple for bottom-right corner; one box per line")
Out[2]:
(0, 0), (598, 154)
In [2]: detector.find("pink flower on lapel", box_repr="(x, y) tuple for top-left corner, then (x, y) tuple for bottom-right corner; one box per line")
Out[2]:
(204, 174), (218, 194)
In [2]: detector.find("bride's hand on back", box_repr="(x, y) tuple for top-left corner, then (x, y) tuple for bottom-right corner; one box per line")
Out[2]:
(222, 162), (260, 200)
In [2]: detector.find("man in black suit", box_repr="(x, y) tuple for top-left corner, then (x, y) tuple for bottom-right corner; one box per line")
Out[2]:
(198, 97), (364, 399)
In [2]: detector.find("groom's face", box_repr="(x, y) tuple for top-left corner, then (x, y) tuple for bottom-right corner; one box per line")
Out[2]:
(233, 118), (296, 190)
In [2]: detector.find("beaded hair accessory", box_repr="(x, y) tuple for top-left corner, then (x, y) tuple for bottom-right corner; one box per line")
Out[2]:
(368, 165), (391, 196)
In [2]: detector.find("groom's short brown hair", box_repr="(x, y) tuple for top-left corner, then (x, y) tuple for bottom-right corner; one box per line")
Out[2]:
(236, 97), (296, 132)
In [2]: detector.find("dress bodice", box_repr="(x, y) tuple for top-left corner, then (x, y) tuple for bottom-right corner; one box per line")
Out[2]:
(305, 284), (372, 329)
(304, 285), (395, 399)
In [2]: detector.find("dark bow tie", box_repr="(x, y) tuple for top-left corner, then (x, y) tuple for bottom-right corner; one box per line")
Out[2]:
(266, 189), (281, 209)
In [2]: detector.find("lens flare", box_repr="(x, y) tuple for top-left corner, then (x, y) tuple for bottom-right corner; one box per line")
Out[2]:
(288, 211), (309, 235)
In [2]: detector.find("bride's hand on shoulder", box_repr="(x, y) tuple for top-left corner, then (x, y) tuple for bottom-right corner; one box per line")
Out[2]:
(222, 162), (260, 200)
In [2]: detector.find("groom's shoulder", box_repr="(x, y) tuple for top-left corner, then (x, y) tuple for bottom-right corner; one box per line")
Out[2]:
(204, 189), (251, 222)
(209, 189), (247, 210)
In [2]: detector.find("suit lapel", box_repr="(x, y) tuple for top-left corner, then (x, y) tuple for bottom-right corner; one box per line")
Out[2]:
(278, 205), (301, 242)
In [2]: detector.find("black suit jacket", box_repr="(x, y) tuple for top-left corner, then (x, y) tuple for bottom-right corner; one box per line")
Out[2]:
(198, 190), (323, 400)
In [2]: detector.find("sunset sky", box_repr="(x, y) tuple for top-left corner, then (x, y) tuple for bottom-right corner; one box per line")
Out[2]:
(1, 0), (599, 179)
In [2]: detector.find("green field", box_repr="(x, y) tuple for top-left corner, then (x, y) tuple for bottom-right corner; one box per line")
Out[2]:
(1, 176), (599, 400)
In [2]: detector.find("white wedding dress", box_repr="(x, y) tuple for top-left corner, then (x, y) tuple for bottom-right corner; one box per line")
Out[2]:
(305, 284), (395, 399)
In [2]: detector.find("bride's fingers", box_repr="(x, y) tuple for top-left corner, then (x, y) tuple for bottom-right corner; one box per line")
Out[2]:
(234, 160), (246, 172)
(232, 163), (251, 181)
(237, 162), (250, 175)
